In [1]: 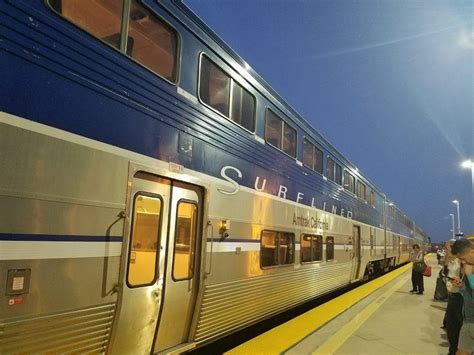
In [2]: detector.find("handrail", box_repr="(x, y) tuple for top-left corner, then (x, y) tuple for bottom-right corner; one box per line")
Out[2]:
(205, 221), (213, 278)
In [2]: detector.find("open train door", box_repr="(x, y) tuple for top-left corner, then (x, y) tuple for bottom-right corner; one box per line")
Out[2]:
(350, 225), (361, 281)
(110, 170), (203, 354)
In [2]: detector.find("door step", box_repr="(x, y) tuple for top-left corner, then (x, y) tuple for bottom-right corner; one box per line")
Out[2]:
(155, 342), (197, 355)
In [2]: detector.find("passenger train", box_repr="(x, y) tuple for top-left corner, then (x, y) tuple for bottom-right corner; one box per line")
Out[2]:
(0, 1), (430, 353)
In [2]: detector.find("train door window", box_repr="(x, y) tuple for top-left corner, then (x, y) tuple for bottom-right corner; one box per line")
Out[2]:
(326, 236), (335, 261)
(343, 170), (355, 194)
(48, 0), (123, 50)
(356, 181), (366, 201)
(265, 109), (297, 158)
(199, 56), (230, 116)
(127, 194), (162, 287)
(128, 0), (178, 81)
(301, 234), (323, 263)
(172, 201), (198, 280)
(260, 230), (295, 268)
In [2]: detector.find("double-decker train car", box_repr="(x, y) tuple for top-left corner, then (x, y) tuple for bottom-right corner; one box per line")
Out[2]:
(0, 1), (430, 353)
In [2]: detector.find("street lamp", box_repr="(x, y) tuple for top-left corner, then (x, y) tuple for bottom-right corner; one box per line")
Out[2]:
(461, 159), (473, 235)
(449, 213), (455, 239)
(452, 200), (462, 237)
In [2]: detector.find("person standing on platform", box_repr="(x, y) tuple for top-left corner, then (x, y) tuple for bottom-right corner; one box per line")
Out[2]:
(451, 238), (474, 355)
(444, 239), (464, 355)
(409, 244), (424, 295)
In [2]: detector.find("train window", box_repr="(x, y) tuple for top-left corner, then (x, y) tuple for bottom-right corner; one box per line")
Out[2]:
(48, 0), (179, 83)
(48, 0), (123, 50)
(343, 170), (355, 194)
(199, 55), (255, 132)
(335, 163), (342, 185)
(128, 0), (178, 81)
(199, 56), (230, 116)
(302, 139), (323, 174)
(370, 190), (375, 207)
(301, 234), (323, 263)
(172, 201), (198, 281)
(327, 158), (342, 185)
(127, 194), (162, 287)
(265, 109), (297, 158)
(231, 80), (256, 132)
(356, 180), (366, 201)
(260, 230), (295, 267)
(326, 236), (335, 261)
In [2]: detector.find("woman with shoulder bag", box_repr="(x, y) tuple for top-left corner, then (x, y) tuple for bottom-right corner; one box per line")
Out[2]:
(410, 244), (425, 295)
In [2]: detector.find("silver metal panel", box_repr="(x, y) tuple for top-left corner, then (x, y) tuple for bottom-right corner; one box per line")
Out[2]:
(193, 262), (352, 342)
(154, 183), (202, 353)
(0, 122), (127, 208)
(110, 172), (171, 355)
(0, 303), (115, 354)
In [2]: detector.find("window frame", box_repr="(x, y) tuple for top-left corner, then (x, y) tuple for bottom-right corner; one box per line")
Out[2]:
(46, 0), (181, 85)
(356, 180), (367, 201)
(302, 138), (323, 174)
(126, 191), (163, 288)
(326, 157), (342, 185)
(343, 170), (356, 194)
(326, 236), (335, 261)
(300, 234), (323, 263)
(370, 190), (375, 207)
(171, 198), (199, 282)
(260, 230), (295, 269)
(198, 53), (256, 134)
(264, 108), (297, 159)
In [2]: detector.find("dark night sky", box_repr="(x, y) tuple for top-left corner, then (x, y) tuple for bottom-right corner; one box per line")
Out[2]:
(185, 0), (474, 243)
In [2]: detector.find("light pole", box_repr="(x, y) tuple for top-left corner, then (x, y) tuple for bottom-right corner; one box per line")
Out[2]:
(449, 213), (455, 239)
(461, 159), (473, 235)
(452, 200), (462, 237)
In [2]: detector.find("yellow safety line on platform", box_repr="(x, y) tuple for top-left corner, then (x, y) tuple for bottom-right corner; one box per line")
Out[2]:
(225, 263), (412, 355)
(312, 273), (409, 354)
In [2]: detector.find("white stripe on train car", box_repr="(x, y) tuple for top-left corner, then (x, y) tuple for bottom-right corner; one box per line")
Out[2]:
(0, 241), (122, 260)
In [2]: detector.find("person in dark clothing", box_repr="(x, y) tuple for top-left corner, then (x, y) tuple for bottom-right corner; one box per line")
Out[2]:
(444, 240), (463, 355)
(409, 244), (424, 295)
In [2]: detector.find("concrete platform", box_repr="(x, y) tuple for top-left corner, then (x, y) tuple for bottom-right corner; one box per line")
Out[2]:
(227, 254), (448, 355)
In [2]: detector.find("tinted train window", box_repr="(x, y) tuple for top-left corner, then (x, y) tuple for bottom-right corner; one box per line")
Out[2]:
(199, 55), (255, 132)
(302, 139), (323, 174)
(356, 180), (366, 201)
(265, 109), (297, 158)
(327, 158), (342, 185)
(127, 194), (162, 286)
(128, 0), (178, 81)
(370, 190), (375, 207)
(260, 230), (295, 267)
(48, 0), (178, 82)
(173, 201), (198, 280)
(343, 170), (355, 194)
(301, 234), (323, 263)
(326, 236), (335, 261)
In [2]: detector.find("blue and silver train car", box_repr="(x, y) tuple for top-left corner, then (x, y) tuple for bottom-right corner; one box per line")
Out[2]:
(0, 1), (430, 353)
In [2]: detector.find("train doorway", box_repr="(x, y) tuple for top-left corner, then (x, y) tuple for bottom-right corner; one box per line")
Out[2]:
(110, 171), (203, 354)
(351, 225), (361, 281)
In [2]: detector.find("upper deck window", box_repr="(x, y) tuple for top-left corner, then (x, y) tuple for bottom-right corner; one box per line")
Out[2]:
(356, 180), (366, 201)
(265, 109), (297, 158)
(302, 139), (323, 174)
(47, 0), (178, 82)
(199, 55), (255, 132)
(327, 158), (342, 185)
(343, 170), (355, 194)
